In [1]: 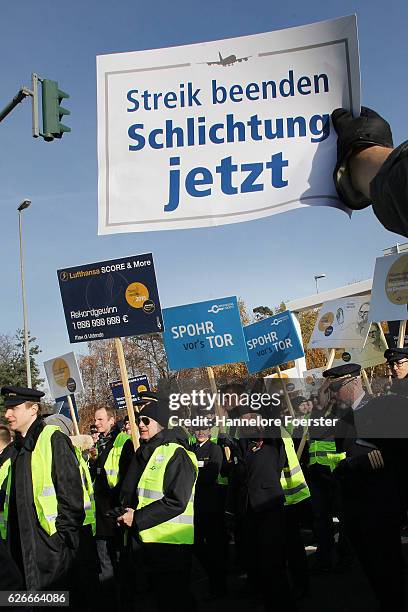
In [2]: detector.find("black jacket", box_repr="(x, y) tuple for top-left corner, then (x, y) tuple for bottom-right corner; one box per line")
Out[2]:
(335, 395), (408, 517)
(370, 140), (408, 237)
(89, 425), (134, 538)
(0, 442), (16, 468)
(231, 436), (285, 515)
(193, 438), (224, 513)
(7, 417), (85, 590)
(120, 429), (197, 535)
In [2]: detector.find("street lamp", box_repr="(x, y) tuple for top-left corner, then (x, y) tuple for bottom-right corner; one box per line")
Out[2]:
(17, 199), (32, 387)
(314, 273), (326, 294)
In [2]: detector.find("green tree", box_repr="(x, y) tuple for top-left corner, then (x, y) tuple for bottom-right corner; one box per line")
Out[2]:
(0, 330), (43, 411)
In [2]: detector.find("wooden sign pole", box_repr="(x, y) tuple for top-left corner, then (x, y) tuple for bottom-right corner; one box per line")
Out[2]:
(66, 394), (80, 436)
(326, 349), (336, 369)
(296, 427), (308, 460)
(114, 337), (139, 450)
(397, 320), (407, 348)
(206, 366), (225, 434)
(276, 365), (295, 419)
(361, 369), (374, 395)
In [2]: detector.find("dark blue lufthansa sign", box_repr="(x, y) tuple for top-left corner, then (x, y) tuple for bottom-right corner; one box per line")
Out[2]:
(57, 253), (163, 343)
(110, 375), (150, 410)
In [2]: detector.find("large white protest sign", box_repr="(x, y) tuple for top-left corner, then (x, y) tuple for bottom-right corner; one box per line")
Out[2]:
(308, 296), (371, 349)
(44, 352), (84, 399)
(369, 253), (408, 323)
(97, 16), (360, 234)
(333, 323), (387, 369)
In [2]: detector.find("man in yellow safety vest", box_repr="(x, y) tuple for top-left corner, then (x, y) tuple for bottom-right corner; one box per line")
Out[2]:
(118, 398), (198, 612)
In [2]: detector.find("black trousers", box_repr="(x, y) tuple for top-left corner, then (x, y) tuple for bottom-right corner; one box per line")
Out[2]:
(345, 511), (405, 612)
(194, 511), (227, 594)
(243, 506), (296, 612)
(308, 464), (351, 567)
(284, 504), (309, 592)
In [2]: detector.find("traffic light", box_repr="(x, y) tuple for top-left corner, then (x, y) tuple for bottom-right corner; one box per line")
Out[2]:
(41, 79), (70, 141)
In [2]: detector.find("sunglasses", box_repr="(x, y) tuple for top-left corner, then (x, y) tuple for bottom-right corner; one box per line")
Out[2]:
(137, 416), (151, 426)
(389, 359), (408, 369)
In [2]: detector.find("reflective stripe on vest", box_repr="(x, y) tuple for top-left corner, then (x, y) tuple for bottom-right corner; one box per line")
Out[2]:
(136, 443), (198, 544)
(74, 447), (96, 535)
(104, 432), (131, 489)
(0, 459), (11, 540)
(308, 440), (336, 466)
(280, 428), (310, 506)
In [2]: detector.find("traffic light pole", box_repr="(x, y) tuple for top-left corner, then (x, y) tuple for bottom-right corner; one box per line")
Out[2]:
(0, 73), (40, 137)
(0, 85), (33, 123)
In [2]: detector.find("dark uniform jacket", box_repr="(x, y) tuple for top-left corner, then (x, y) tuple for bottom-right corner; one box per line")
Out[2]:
(89, 425), (134, 538)
(7, 417), (85, 590)
(370, 140), (408, 237)
(193, 439), (224, 514)
(335, 395), (408, 517)
(231, 436), (285, 515)
(120, 429), (197, 535)
(0, 442), (16, 468)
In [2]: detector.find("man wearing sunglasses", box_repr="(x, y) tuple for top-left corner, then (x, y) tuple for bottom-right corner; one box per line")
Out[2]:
(384, 348), (408, 397)
(118, 398), (198, 612)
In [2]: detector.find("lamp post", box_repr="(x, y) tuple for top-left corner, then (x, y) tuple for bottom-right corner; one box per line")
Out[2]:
(18, 199), (32, 387)
(314, 273), (326, 294)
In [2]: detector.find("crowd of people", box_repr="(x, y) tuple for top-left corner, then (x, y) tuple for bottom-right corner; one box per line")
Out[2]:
(0, 345), (408, 611)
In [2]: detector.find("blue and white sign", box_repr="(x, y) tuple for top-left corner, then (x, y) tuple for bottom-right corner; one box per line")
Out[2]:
(97, 16), (360, 234)
(244, 311), (305, 374)
(163, 296), (248, 370)
(110, 375), (150, 410)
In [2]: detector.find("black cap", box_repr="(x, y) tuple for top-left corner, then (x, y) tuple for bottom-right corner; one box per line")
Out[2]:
(138, 399), (169, 427)
(292, 396), (309, 410)
(134, 391), (158, 406)
(90, 425), (98, 434)
(1, 385), (45, 407)
(322, 363), (361, 379)
(384, 348), (408, 363)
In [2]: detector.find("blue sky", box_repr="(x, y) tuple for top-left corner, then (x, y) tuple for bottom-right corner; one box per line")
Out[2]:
(1, 0), (407, 378)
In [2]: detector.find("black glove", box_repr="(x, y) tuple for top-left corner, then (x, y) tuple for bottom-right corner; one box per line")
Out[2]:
(216, 432), (235, 448)
(332, 106), (393, 210)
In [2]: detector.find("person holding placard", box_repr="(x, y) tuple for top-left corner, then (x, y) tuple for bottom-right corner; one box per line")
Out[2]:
(118, 398), (198, 612)
(331, 106), (408, 237)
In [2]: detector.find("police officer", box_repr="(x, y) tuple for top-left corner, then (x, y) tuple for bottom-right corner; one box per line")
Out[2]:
(327, 366), (407, 611)
(384, 347), (408, 395)
(118, 398), (198, 612)
(191, 422), (227, 599)
(89, 406), (134, 608)
(0, 385), (94, 604)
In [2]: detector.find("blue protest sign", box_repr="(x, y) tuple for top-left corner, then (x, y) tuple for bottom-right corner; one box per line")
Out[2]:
(57, 253), (163, 343)
(244, 311), (305, 374)
(110, 375), (150, 410)
(163, 297), (248, 370)
(55, 394), (79, 423)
